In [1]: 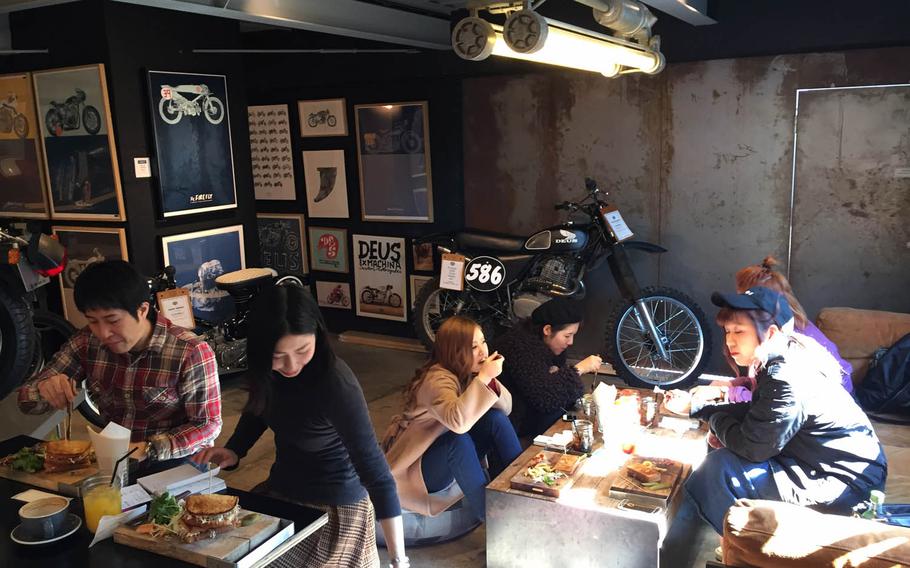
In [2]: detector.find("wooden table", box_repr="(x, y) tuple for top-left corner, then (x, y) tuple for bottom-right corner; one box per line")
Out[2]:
(486, 407), (708, 568)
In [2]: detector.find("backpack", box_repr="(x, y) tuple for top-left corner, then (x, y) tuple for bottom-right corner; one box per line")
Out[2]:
(855, 332), (910, 417)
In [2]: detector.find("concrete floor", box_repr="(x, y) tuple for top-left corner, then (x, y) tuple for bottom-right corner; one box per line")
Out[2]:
(4, 336), (910, 567)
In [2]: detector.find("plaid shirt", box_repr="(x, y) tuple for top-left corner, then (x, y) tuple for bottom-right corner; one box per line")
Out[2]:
(19, 315), (222, 461)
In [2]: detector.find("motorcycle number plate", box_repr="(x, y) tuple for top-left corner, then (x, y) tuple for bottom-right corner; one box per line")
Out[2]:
(464, 256), (506, 292)
(160, 87), (173, 100)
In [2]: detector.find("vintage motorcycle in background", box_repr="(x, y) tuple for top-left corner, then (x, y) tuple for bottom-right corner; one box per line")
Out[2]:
(307, 109), (337, 128)
(62, 247), (104, 288)
(158, 84), (225, 125)
(327, 284), (350, 307)
(0, 93), (29, 138)
(362, 119), (422, 154)
(361, 284), (402, 308)
(45, 88), (101, 136)
(414, 178), (712, 389)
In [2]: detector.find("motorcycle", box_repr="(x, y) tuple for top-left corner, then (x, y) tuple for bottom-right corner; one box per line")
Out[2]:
(327, 284), (350, 307)
(62, 247), (105, 288)
(361, 284), (402, 308)
(307, 109), (337, 128)
(158, 84), (225, 125)
(362, 119), (422, 154)
(45, 88), (101, 136)
(0, 93), (29, 138)
(413, 178), (712, 389)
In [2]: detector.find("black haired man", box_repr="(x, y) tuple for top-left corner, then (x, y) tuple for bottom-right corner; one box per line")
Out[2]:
(18, 260), (222, 465)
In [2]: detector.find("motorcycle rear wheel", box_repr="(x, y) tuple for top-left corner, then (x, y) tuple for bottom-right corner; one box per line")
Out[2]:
(413, 278), (499, 349)
(158, 98), (182, 125)
(204, 97), (225, 125)
(327, 116), (337, 127)
(45, 109), (62, 137)
(604, 286), (712, 390)
(82, 106), (101, 135)
(13, 113), (28, 138)
(389, 293), (402, 308)
(361, 289), (375, 304)
(0, 285), (36, 400)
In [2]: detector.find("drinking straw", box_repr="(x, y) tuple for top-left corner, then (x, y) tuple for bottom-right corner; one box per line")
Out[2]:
(109, 446), (138, 487)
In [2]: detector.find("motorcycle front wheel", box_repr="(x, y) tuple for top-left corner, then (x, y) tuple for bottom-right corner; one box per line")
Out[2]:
(327, 115), (337, 127)
(388, 293), (402, 308)
(13, 113), (28, 138)
(45, 109), (63, 137)
(361, 289), (375, 304)
(204, 97), (225, 125)
(307, 115), (318, 128)
(604, 286), (711, 390)
(401, 131), (422, 153)
(82, 106), (101, 135)
(158, 98), (183, 125)
(413, 278), (498, 349)
(0, 285), (36, 400)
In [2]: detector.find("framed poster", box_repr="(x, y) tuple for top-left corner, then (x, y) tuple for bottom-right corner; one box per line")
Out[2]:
(161, 225), (245, 323)
(355, 102), (432, 223)
(0, 73), (49, 219)
(257, 213), (307, 277)
(353, 234), (406, 322)
(412, 240), (434, 272)
(33, 64), (125, 221)
(148, 70), (237, 217)
(315, 281), (352, 310)
(308, 227), (348, 273)
(248, 104), (294, 200)
(298, 98), (347, 137)
(409, 274), (434, 310)
(302, 150), (349, 218)
(51, 226), (128, 328)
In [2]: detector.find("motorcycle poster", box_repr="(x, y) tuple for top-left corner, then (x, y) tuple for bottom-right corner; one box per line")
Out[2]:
(353, 234), (407, 322)
(355, 102), (433, 223)
(298, 98), (347, 137)
(308, 227), (348, 273)
(148, 70), (237, 217)
(256, 213), (308, 278)
(51, 226), (128, 328)
(249, 104), (295, 200)
(32, 64), (125, 221)
(0, 72), (49, 219)
(302, 149), (350, 218)
(315, 281), (352, 310)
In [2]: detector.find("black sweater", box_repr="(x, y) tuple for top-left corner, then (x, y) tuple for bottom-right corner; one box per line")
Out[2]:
(493, 326), (585, 436)
(225, 358), (401, 519)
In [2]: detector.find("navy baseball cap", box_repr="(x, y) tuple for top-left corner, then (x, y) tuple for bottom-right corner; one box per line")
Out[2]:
(711, 286), (794, 329)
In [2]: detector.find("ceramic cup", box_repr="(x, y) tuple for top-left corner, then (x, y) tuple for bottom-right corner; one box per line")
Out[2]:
(18, 496), (69, 540)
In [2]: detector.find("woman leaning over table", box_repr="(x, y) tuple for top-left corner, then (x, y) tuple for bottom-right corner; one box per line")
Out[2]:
(192, 284), (408, 568)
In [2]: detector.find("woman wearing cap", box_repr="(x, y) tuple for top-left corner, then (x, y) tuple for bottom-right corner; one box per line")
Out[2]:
(493, 298), (602, 438)
(684, 287), (887, 535)
(381, 316), (521, 524)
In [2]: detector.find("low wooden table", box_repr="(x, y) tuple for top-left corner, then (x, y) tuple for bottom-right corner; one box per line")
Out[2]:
(486, 408), (708, 568)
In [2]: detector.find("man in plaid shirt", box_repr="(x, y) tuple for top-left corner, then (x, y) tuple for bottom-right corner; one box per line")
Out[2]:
(19, 260), (221, 464)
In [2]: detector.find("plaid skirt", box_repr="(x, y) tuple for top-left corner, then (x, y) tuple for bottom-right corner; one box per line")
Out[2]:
(256, 482), (380, 568)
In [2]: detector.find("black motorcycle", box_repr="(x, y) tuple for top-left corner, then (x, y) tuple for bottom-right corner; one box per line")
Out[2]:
(45, 88), (102, 136)
(413, 178), (712, 389)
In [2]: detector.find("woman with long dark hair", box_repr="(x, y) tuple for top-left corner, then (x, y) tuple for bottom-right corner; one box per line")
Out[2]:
(193, 284), (408, 568)
(381, 316), (521, 523)
(684, 287), (886, 535)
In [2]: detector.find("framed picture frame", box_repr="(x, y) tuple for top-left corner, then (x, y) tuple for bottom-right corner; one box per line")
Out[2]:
(51, 226), (128, 327)
(409, 274), (434, 310)
(353, 234), (407, 322)
(308, 226), (348, 273)
(412, 240), (434, 272)
(257, 213), (308, 278)
(302, 149), (349, 218)
(315, 280), (352, 310)
(148, 70), (237, 217)
(156, 288), (195, 330)
(248, 104), (295, 200)
(298, 98), (347, 137)
(0, 72), (49, 219)
(161, 225), (246, 323)
(33, 64), (125, 221)
(355, 101), (433, 223)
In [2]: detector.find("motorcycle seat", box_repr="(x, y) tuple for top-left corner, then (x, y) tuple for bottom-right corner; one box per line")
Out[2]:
(456, 231), (525, 252)
(215, 267), (276, 296)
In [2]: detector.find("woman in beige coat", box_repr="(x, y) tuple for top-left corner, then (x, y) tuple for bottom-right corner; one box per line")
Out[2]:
(382, 316), (522, 522)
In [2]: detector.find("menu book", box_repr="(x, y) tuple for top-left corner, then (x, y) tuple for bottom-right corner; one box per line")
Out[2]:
(137, 463), (222, 496)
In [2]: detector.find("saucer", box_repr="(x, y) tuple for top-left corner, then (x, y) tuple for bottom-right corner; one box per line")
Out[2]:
(10, 513), (82, 545)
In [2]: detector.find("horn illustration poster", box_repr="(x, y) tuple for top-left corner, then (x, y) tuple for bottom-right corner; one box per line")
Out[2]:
(353, 234), (406, 322)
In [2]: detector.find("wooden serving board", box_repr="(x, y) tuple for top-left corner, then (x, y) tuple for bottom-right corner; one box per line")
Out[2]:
(509, 450), (584, 498)
(0, 463), (99, 497)
(610, 456), (683, 501)
(114, 509), (282, 568)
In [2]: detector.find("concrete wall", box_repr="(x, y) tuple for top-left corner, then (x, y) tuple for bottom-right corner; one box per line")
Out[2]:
(463, 47), (910, 370)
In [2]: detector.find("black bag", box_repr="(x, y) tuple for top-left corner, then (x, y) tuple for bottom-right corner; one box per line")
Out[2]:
(855, 332), (910, 416)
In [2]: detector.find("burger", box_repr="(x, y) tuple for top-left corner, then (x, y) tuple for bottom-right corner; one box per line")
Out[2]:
(178, 494), (241, 543)
(43, 440), (93, 473)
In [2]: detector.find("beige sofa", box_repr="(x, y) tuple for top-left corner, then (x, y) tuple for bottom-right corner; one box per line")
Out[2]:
(816, 307), (910, 387)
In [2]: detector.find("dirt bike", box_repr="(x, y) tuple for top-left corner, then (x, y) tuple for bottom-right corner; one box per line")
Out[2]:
(307, 109), (337, 128)
(362, 119), (422, 154)
(361, 284), (402, 308)
(45, 88), (101, 136)
(158, 84), (225, 125)
(327, 284), (350, 307)
(0, 93), (29, 138)
(413, 178), (712, 390)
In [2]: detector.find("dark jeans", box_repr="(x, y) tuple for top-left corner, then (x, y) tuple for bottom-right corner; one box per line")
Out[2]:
(421, 409), (522, 522)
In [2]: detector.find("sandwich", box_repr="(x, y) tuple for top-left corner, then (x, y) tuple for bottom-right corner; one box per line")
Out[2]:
(43, 440), (93, 473)
(553, 453), (583, 475)
(178, 494), (241, 543)
(626, 461), (662, 483)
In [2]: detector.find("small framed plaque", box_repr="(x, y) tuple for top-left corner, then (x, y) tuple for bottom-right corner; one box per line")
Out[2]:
(156, 288), (195, 330)
(439, 253), (465, 291)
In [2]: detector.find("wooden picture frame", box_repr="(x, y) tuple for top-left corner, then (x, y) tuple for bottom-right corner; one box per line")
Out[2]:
(298, 98), (347, 137)
(0, 72), (50, 219)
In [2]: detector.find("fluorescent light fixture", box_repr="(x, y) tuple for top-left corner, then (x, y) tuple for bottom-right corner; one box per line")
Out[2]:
(491, 25), (623, 77)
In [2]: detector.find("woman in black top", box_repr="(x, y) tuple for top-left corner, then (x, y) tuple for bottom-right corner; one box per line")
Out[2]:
(494, 298), (602, 437)
(193, 284), (407, 568)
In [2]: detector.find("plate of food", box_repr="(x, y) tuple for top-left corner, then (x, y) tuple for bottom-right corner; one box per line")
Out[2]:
(509, 450), (586, 497)
(610, 456), (683, 501)
(0, 440), (98, 495)
(662, 390), (692, 417)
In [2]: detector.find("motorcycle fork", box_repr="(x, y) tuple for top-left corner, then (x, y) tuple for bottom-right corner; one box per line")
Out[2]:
(607, 245), (670, 362)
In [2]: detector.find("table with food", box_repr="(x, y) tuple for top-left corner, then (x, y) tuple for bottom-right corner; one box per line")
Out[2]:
(486, 384), (711, 568)
(0, 435), (327, 568)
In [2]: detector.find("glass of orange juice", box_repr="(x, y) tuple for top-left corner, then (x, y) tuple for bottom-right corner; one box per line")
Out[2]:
(81, 474), (122, 533)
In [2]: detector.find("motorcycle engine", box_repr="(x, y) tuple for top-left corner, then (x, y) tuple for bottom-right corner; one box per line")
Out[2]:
(512, 292), (552, 320)
(525, 256), (581, 294)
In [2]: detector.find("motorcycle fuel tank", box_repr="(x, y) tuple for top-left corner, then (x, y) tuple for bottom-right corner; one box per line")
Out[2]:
(524, 227), (588, 252)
